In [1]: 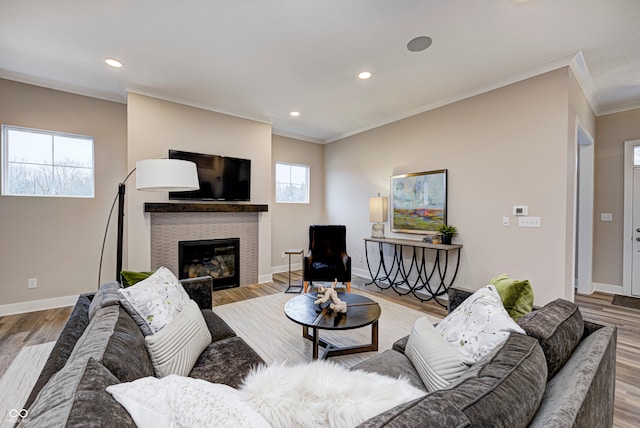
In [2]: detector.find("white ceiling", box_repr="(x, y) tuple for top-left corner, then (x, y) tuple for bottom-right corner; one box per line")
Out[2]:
(1, 0), (639, 143)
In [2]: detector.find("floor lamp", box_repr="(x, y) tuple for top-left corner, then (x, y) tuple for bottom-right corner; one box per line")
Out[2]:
(98, 159), (199, 287)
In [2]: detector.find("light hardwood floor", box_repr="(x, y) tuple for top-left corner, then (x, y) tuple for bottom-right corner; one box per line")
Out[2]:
(1, 272), (638, 426)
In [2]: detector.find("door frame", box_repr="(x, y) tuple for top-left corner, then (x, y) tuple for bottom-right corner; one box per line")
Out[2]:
(574, 122), (594, 295)
(574, 120), (595, 296)
(622, 139), (640, 296)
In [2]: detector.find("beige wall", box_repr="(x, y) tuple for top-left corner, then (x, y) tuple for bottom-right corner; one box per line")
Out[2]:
(271, 135), (325, 270)
(594, 108), (640, 287)
(2, 69), (626, 312)
(125, 93), (273, 282)
(0, 79), (127, 311)
(324, 69), (576, 305)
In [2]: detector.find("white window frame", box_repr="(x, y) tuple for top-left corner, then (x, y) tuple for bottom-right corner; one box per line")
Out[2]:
(1, 124), (95, 198)
(275, 161), (310, 204)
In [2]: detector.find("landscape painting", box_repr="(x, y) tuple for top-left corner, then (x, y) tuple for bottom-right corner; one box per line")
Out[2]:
(391, 169), (447, 234)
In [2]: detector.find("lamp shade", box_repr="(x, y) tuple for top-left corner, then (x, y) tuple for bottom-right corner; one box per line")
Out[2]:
(135, 159), (199, 192)
(369, 196), (388, 223)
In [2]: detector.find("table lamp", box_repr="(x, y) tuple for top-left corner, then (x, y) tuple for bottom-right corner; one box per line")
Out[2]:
(369, 193), (388, 239)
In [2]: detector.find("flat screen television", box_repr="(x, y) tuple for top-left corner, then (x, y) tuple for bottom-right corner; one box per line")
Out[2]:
(168, 150), (251, 201)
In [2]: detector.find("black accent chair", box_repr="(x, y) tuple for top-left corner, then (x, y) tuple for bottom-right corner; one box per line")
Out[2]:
(303, 225), (351, 293)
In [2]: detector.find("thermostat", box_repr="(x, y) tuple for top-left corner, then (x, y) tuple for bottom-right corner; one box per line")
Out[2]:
(513, 205), (528, 216)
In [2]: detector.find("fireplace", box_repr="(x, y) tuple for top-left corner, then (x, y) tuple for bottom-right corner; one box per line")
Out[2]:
(178, 238), (240, 290)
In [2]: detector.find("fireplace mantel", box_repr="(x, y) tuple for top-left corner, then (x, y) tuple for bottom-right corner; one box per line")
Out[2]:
(144, 202), (268, 213)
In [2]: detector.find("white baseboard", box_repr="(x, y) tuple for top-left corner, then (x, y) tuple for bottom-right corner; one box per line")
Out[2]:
(592, 282), (623, 295)
(352, 267), (371, 279)
(258, 273), (273, 284)
(271, 262), (303, 275)
(0, 294), (79, 317)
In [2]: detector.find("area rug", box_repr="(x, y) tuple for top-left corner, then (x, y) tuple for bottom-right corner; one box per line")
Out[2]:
(0, 341), (54, 423)
(213, 291), (440, 368)
(612, 294), (640, 310)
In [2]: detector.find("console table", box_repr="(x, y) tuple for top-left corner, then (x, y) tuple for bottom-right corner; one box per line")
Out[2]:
(364, 237), (462, 306)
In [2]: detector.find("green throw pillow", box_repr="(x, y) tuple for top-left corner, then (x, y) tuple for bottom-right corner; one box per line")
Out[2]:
(489, 274), (534, 321)
(120, 270), (155, 287)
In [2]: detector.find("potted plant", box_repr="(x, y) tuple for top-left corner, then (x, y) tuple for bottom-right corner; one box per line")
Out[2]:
(437, 224), (458, 245)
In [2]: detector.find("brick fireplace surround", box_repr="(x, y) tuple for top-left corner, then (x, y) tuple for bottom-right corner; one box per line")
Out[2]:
(147, 203), (268, 286)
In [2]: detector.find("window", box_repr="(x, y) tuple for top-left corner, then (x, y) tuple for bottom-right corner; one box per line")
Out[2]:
(1, 125), (94, 197)
(275, 162), (309, 203)
(634, 146), (640, 166)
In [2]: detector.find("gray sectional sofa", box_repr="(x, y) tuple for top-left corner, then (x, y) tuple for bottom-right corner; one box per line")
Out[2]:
(20, 281), (616, 427)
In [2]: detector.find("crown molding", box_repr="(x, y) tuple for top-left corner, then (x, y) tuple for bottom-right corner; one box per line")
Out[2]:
(0, 69), (126, 104)
(271, 128), (324, 144)
(125, 87), (274, 126)
(325, 52), (587, 143)
(568, 51), (603, 115)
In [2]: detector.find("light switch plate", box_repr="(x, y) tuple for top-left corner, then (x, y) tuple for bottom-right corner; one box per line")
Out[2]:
(600, 213), (613, 222)
(518, 216), (541, 228)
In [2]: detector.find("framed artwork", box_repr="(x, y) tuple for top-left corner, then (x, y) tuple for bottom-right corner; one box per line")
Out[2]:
(391, 169), (447, 234)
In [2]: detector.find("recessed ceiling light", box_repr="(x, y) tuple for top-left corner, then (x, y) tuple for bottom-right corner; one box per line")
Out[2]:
(290, 111), (300, 117)
(358, 71), (372, 80)
(104, 58), (123, 68)
(407, 36), (433, 52)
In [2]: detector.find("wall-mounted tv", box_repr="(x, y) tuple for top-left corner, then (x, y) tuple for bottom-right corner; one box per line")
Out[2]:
(168, 150), (251, 201)
(391, 169), (447, 234)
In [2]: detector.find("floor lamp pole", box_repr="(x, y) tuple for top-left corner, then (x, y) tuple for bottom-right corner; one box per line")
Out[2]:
(116, 182), (126, 281)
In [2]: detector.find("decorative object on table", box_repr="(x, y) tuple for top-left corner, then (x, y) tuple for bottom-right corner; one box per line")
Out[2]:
(437, 224), (458, 245)
(391, 169), (447, 235)
(369, 193), (388, 238)
(314, 280), (347, 313)
(98, 158), (199, 288)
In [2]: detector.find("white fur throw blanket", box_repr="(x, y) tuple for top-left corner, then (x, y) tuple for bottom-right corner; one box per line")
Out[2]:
(239, 360), (426, 428)
(107, 361), (425, 428)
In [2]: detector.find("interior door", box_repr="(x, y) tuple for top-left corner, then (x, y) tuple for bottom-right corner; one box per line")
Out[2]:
(632, 166), (640, 296)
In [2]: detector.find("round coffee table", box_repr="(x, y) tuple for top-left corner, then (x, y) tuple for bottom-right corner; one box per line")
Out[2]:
(284, 293), (381, 360)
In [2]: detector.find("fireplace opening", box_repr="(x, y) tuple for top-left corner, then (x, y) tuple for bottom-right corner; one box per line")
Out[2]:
(178, 238), (240, 290)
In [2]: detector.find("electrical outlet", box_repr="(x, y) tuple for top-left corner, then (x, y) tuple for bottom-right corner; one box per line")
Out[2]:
(502, 217), (510, 227)
(358, 254), (363, 262)
(281, 252), (285, 258)
(28, 278), (38, 289)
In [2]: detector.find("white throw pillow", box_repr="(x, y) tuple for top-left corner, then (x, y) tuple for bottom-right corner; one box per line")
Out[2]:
(436, 284), (526, 361)
(107, 375), (271, 428)
(405, 316), (474, 392)
(118, 266), (191, 334)
(145, 299), (212, 377)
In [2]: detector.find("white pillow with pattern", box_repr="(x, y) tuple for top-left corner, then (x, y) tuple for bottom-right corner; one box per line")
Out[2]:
(436, 284), (525, 361)
(118, 266), (191, 334)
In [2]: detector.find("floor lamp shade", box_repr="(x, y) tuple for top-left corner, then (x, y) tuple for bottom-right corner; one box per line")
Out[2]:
(136, 159), (199, 192)
(369, 195), (388, 238)
(109, 158), (199, 285)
